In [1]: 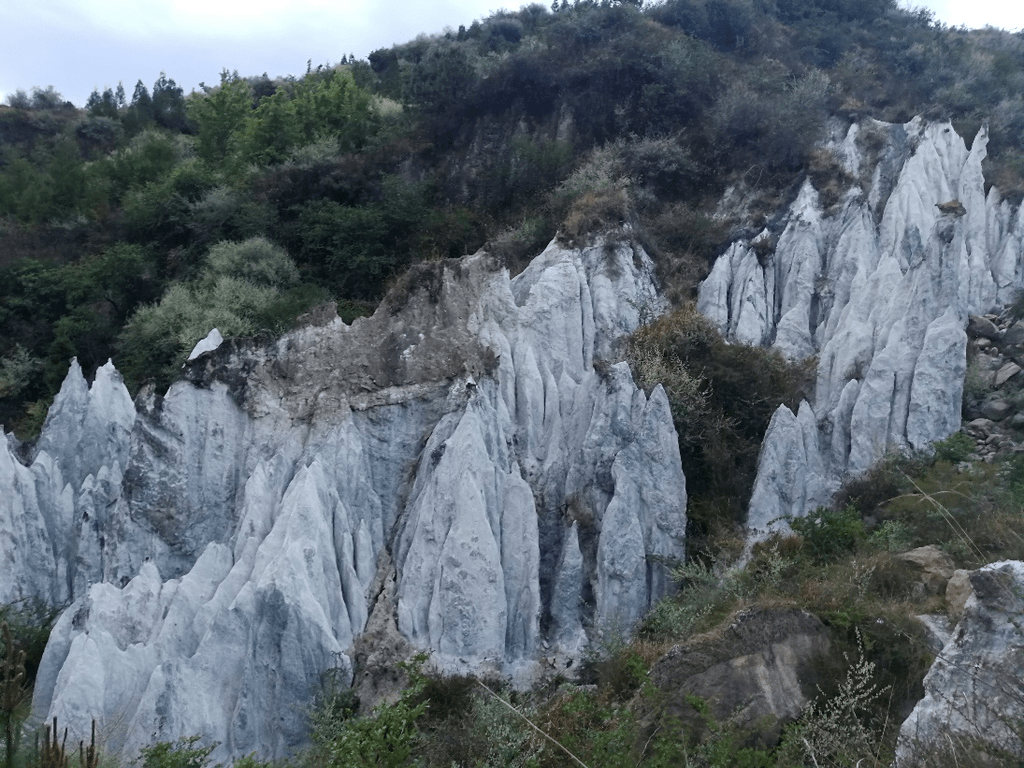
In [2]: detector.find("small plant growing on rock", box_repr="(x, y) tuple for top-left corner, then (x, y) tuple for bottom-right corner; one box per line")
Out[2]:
(776, 632), (887, 767)
(138, 736), (216, 768)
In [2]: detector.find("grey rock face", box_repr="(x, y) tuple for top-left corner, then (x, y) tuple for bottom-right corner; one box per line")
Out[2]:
(981, 399), (1012, 421)
(897, 561), (1024, 765)
(642, 607), (831, 748)
(700, 118), (1024, 537)
(15, 236), (686, 760)
(1, 360), (135, 604)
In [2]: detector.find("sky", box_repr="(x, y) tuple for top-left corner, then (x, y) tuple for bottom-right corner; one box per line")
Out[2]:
(1, 0), (1023, 110)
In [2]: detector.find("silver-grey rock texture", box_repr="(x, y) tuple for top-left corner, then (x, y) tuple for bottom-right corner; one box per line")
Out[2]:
(896, 561), (1024, 765)
(1, 360), (135, 605)
(699, 118), (1024, 538)
(9, 236), (686, 760)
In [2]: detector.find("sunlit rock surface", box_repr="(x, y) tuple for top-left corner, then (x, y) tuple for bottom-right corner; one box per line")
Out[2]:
(16, 236), (686, 760)
(699, 119), (1023, 538)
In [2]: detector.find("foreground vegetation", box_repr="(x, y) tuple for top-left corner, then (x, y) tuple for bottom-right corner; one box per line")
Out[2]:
(4, 427), (1022, 767)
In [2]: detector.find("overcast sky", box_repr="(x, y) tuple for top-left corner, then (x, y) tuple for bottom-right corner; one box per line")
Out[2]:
(1, 0), (1022, 109)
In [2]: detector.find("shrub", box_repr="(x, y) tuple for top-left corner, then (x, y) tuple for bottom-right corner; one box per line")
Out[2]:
(0, 346), (42, 400)
(288, 175), (429, 299)
(790, 506), (865, 563)
(560, 187), (631, 245)
(637, 559), (723, 641)
(106, 130), (187, 195)
(415, 680), (541, 768)
(776, 634), (887, 767)
(309, 656), (428, 768)
(486, 215), (556, 275)
(932, 431), (974, 463)
(549, 144), (626, 217)
(139, 736), (216, 768)
(628, 303), (811, 550)
(117, 237), (307, 390)
(641, 203), (728, 303)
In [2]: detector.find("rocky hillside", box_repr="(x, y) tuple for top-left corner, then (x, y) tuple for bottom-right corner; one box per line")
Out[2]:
(2, 114), (1023, 765)
(702, 117), (1022, 541)
(4, 1), (1024, 765)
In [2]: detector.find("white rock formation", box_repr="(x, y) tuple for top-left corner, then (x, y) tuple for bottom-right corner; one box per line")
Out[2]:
(1, 359), (135, 604)
(698, 119), (1023, 537)
(896, 561), (1024, 765)
(12, 236), (686, 760)
(187, 328), (224, 361)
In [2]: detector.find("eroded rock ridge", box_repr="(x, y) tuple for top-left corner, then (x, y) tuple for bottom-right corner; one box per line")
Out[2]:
(4, 237), (686, 759)
(698, 118), (1024, 536)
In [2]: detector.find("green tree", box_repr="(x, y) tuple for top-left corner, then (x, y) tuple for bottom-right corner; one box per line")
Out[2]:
(291, 68), (376, 152)
(106, 129), (183, 195)
(46, 137), (88, 218)
(124, 80), (155, 135)
(403, 43), (477, 115)
(152, 73), (189, 132)
(86, 87), (119, 119)
(188, 70), (253, 165)
(237, 87), (301, 164)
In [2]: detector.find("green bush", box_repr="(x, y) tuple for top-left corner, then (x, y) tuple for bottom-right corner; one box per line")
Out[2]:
(117, 237), (307, 390)
(106, 130), (186, 196)
(628, 304), (811, 551)
(289, 175), (429, 299)
(139, 736), (216, 768)
(790, 506), (865, 563)
(0, 347), (42, 400)
(932, 431), (974, 463)
(309, 656), (428, 768)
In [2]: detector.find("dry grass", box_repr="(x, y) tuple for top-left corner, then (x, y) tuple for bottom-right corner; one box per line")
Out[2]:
(558, 187), (630, 247)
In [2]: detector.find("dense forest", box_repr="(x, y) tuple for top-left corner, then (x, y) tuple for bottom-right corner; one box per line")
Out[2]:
(2, 0), (1023, 439)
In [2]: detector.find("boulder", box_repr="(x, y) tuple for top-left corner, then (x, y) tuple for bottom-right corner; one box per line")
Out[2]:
(944, 568), (973, 618)
(187, 328), (224, 360)
(966, 417), (995, 434)
(642, 607), (830, 748)
(981, 399), (1013, 421)
(914, 613), (952, 654)
(1002, 321), (1024, 345)
(897, 561), (1024, 765)
(898, 545), (955, 595)
(967, 314), (1001, 340)
(995, 361), (1022, 387)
